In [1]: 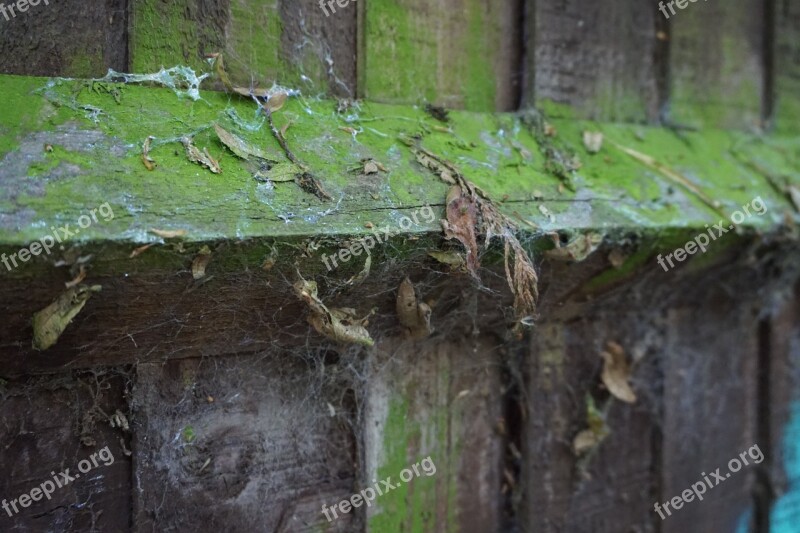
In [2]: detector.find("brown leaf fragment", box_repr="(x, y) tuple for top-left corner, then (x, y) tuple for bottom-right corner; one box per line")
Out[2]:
(232, 86), (270, 98)
(192, 245), (212, 280)
(424, 103), (450, 123)
(788, 185), (800, 212)
(543, 122), (557, 137)
(396, 278), (433, 339)
(364, 161), (379, 175)
(142, 136), (157, 171)
(608, 249), (627, 268)
(297, 172), (333, 201)
(441, 186), (480, 278)
(600, 341), (637, 403)
(181, 137), (221, 174)
(428, 250), (466, 270)
(214, 124), (275, 161)
(544, 232), (603, 262)
(573, 395), (609, 455)
(32, 285), (102, 351)
(130, 243), (154, 258)
(264, 92), (288, 113)
(293, 280), (374, 346)
(65, 265), (87, 289)
(150, 228), (187, 239)
(582, 131), (604, 154)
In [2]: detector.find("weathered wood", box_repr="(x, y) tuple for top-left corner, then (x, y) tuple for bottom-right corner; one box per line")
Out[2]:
(524, 0), (661, 122)
(362, 0), (522, 111)
(0, 370), (132, 532)
(129, 0), (357, 96)
(668, 0), (765, 130)
(0, 0), (127, 77)
(661, 297), (759, 532)
(774, 0), (800, 134)
(363, 337), (505, 532)
(131, 356), (357, 531)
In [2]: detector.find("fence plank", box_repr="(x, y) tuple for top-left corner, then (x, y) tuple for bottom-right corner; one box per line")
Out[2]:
(668, 0), (765, 130)
(0, 370), (132, 532)
(363, 338), (505, 532)
(0, 0), (127, 77)
(774, 0), (800, 133)
(521, 317), (660, 532)
(524, 0), (661, 122)
(129, 0), (357, 96)
(131, 355), (357, 531)
(362, 0), (522, 111)
(660, 300), (759, 532)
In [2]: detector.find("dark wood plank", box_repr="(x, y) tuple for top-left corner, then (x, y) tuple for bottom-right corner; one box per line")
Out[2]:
(524, 0), (661, 122)
(131, 355), (357, 532)
(668, 0), (765, 129)
(660, 297), (759, 532)
(0, 0), (127, 77)
(0, 370), (132, 532)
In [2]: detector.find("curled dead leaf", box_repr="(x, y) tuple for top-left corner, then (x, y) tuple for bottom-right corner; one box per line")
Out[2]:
(181, 137), (221, 174)
(214, 124), (276, 161)
(441, 185), (480, 278)
(582, 131), (604, 154)
(192, 245), (212, 280)
(264, 92), (288, 113)
(33, 285), (102, 351)
(142, 136), (157, 171)
(600, 341), (636, 403)
(65, 265), (87, 289)
(294, 280), (374, 346)
(130, 243), (154, 258)
(150, 228), (188, 239)
(396, 278), (433, 339)
(544, 232), (603, 262)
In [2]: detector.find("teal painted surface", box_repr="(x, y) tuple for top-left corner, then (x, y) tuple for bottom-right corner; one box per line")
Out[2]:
(771, 400), (800, 532)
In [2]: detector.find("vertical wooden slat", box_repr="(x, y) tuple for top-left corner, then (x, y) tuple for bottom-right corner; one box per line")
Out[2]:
(521, 318), (659, 532)
(131, 355), (357, 532)
(661, 300), (759, 532)
(774, 0), (800, 133)
(128, 0), (357, 96)
(0, 0), (127, 77)
(668, 0), (765, 130)
(362, 0), (522, 111)
(524, 0), (660, 122)
(363, 338), (505, 532)
(766, 282), (800, 529)
(0, 371), (132, 531)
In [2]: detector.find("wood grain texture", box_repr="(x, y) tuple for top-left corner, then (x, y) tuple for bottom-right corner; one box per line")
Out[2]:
(661, 299), (759, 532)
(774, 0), (800, 134)
(129, 0), (357, 96)
(524, 0), (661, 122)
(0, 370), (132, 532)
(362, 0), (522, 111)
(668, 0), (765, 130)
(0, 0), (127, 77)
(363, 338), (505, 532)
(131, 356), (357, 532)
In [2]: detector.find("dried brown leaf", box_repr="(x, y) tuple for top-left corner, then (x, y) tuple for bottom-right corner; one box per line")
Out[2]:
(294, 280), (374, 346)
(149, 228), (188, 239)
(214, 124), (275, 161)
(192, 245), (212, 280)
(441, 186), (480, 277)
(396, 278), (433, 339)
(181, 137), (221, 174)
(600, 341), (637, 403)
(130, 243), (154, 258)
(264, 92), (287, 113)
(545, 232), (603, 262)
(142, 136), (157, 171)
(65, 265), (87, 289)
(582, 131), (604, 154)
(232, 86), (270, 98)
(32, 285), (101, 351)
